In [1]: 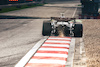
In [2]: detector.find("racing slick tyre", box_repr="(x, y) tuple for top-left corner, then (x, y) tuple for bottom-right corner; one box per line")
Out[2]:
(42, 20), (52, 36)
(74, 24), (83, 37)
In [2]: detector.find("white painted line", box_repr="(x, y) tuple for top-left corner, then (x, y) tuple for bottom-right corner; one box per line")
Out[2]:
(49, 37), (71, 40)
(64, 10), (69, 14)
(34, 53), (68, 58)
(43, 44), (70, 48)
(65, 38), (75, 67)
(28, 59), (66, 64)
(80, 38), (85, 55)
(70, 38), (75, 67)
(15, 37), (48, 67)
(39, 48), (69, 52)
(72, 7), (77, 18)
(46, 40), (71, 43)
(80, 38), (83, 55)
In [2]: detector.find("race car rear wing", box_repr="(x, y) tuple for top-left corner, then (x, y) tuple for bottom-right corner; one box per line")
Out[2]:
(51, 17), (76, 22)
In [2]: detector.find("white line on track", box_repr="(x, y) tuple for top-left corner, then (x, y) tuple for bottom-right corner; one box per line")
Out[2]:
(28, 59), (66, 64)
(48, 37), (71, 40)
(15, 37), (48, 67)
(65, 38), (75, 67)
(34, 53), (68, 58)
(43, 44), (70, 48)
(46, 40), (71, 43)
(39, 48), (69, 52)
(72, 7), (77, 18)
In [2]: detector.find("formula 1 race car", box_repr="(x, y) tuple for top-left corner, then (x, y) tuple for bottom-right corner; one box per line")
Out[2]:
(42, 17), (83, 37)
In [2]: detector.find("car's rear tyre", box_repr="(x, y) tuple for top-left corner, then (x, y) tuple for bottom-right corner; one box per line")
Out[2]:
(74, 24), (83, 37)
(42, 20), (52, 36)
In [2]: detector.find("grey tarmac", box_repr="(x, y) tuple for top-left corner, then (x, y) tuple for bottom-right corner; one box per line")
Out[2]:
(0, 0), (81, 67)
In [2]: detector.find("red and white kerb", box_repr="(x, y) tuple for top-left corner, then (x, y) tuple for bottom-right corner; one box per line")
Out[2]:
(25, 36), (71, 67)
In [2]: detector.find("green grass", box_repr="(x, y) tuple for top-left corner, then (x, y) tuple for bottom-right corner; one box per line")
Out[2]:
(77, 4), (82, 6)
(0, 4), (44, 13)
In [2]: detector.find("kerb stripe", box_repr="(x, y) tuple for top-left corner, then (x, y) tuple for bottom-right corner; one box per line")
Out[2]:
(44, 42), (70, 45)
(36, 50), (68, 54)
(43, 44), (70, 47)
(41, 46), (69, 49)
(28, 59), (66, 64)
(31, 56), (67, 61)
(25, 63), (65, 67)
(46, 40), (71, 43)
(34, 53), (68, 58)
(25, 36), (72, 67)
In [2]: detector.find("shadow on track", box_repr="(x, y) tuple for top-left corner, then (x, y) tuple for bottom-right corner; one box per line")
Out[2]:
(0, 15), (50, 19)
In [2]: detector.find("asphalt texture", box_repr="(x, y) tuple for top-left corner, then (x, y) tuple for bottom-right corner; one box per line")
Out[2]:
(0, 0), (81, 67)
